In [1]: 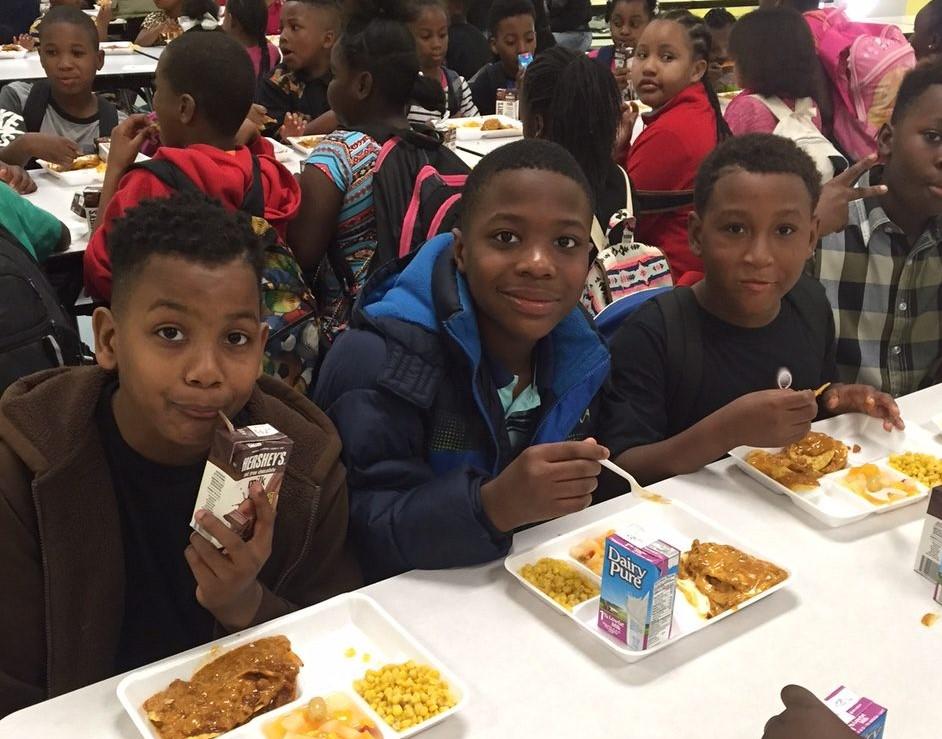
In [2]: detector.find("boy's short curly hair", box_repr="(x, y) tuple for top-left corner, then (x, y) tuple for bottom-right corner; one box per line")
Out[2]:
(107, 193), (265, 309)
(460, 138), (594, 225)
(694, 133), (822, 214)
(487, 0), (535, 36)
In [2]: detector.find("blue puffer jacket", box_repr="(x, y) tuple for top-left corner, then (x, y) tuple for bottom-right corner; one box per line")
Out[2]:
(314, 233), (611, 582)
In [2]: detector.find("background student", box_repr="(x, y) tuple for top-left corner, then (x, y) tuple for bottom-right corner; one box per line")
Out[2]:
(223, 0), (279, 81)
(590, 0), (656, 96)
(469, 0), (537, 115)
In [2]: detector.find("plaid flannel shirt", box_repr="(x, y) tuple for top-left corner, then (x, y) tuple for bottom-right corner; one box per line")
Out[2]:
(814, 170), (942, 397)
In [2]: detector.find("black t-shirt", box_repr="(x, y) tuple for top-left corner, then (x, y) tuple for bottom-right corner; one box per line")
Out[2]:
(256, 64), (331, 135)
(447, 19), (493, 81)
(95, 382), (215, 673)
(469, 62), (514, 116)
(598, 287), (838, 458)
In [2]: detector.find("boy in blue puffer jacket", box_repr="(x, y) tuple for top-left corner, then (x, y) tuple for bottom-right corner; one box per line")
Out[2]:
(314, 139), (612, 582)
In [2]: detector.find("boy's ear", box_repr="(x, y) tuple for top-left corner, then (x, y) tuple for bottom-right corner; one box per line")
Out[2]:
(356, 70), (373, 101)
(323, 28), (336, 49)
(877, 122), (893, 160)
(96, 49), (104, 71)
(92, 306), (119, 371)
(808, 213), (821, 257)
(452, 227), (468, 274)
(687, 210), (704, 258)
(489, 36), (498, 57)
(179, 93), (197, 125)
(255, 322), (270, 377)
(690, 58), (708, 84)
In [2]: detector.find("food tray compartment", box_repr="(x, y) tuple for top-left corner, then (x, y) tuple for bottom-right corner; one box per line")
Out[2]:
(0, 46), (29, 59)
(442, 115), (522, 140)
(117, 593), (466, 739)
(823, 459), (929, 516)
(264, 137), (294, 163)
(287, 135), (327, 157)
(100, 41), (136, 55)
(504, 495), (791, 662)
(729, 414), (937, 526)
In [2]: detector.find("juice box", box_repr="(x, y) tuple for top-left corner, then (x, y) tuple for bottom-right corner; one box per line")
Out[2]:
(597, 527), (679, 650)
(934, 559), (942, 606)
(914, 485), (942, 583)
(191, 421), (293, 546)
(824, 686), (887, 739)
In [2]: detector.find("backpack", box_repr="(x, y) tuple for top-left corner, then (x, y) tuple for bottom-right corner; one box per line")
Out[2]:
(805, 9), (915, 161)
(23, 80), (119, 137)
(326, 125), (470, 310)
(583, 164), (674, 328)
(0, 224), (85, 395)
(655, 274), (830, 434)
(752, 95), (847, 182)
(131, 157), (323, 397)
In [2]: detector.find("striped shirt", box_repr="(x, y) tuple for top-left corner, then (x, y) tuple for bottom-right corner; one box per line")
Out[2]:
(814, 168), (942, 396)
(407, 68), (478, 127)
(307, 130), (382, 341)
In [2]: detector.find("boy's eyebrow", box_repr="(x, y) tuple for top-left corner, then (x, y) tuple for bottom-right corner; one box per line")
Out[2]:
(712, 206), (807, 218)
(484, 212), (589, 229)
(147, 300), (258, 321)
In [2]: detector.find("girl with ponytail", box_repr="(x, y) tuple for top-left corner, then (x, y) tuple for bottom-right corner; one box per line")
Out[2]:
(624, 9), (729, 285)
(288, 0), (448, 341)
(223, 0), (279, 81)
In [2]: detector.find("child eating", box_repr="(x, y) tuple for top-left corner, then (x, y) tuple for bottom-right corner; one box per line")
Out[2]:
(0, 6), (119, 169)
(469, 0), (537, 115)
(314, 139), (611, 582)
(591, 0), (656, 96)
(600, 134), (901, 485)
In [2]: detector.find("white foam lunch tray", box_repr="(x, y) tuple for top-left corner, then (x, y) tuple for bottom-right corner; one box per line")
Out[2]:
(117, 592), (467, 739)
(730, 413), (935, 527)
(442, 115), (522, 140)
(505, 494), (791, 662)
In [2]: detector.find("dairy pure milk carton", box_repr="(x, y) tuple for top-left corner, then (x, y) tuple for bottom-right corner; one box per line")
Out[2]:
(597, 527), (679, 650)
(825, 686), (887, 739)
(191, 422), (293, 546)
(915, 485), (942, 583)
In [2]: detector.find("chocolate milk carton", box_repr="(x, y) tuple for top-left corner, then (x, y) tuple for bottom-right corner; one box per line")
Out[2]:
(914, 485), (942, 583)
(597, 527), (680, 650)
(191, 420), (293, 546)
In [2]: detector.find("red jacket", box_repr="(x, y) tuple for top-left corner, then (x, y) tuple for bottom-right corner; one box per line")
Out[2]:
(627, 83), (719, 285)
(84, 140), (301, 302)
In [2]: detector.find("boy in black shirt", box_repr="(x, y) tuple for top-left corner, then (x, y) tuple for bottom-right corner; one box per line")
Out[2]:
(469, 0), (536, 114)
(598, 134), (902, 486)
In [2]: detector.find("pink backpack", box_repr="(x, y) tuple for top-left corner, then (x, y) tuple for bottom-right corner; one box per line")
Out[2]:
(805, 8), (914, 160)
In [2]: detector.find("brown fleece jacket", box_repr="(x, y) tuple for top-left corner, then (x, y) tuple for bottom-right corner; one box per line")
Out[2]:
(0, 366), (361, 717)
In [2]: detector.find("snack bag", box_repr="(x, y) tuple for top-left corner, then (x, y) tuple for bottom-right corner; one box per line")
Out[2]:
(191, 417), (293, 546)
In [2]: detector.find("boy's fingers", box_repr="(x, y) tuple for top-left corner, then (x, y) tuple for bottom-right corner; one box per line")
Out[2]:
(780, 683), (818, 708)
(195, 510), (244, 553)
(837, 154), (877, 185)
(184, 544), (218, 584)
(249, 486), (276, 542)
(850, 184), (888, 201)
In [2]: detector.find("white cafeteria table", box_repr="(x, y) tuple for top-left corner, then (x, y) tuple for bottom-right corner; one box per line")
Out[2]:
(0, 51), (158, 83)
(2, 382), (940, 737)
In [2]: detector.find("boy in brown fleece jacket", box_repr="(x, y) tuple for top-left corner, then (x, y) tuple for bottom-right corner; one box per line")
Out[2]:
(0, 193), (361, 717)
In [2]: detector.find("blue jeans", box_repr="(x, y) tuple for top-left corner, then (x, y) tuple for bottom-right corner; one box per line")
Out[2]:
(553, 30), (593, 53)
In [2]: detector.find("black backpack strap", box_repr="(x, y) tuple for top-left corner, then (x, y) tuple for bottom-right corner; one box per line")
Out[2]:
(635, 189), (695, 215)
(129, 158), (200, 193)
(655, 287), (703, 434)
(240, 155), (265, 218)
(444, 68), (461, 117)
(96, 96), (119, 137)
(23, 80), (52, 133)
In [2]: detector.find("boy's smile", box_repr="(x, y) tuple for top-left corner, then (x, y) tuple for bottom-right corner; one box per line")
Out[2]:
(689, 169), (819, 328)
(453, 168), (593, 371)
(93, 255), (268, 466)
